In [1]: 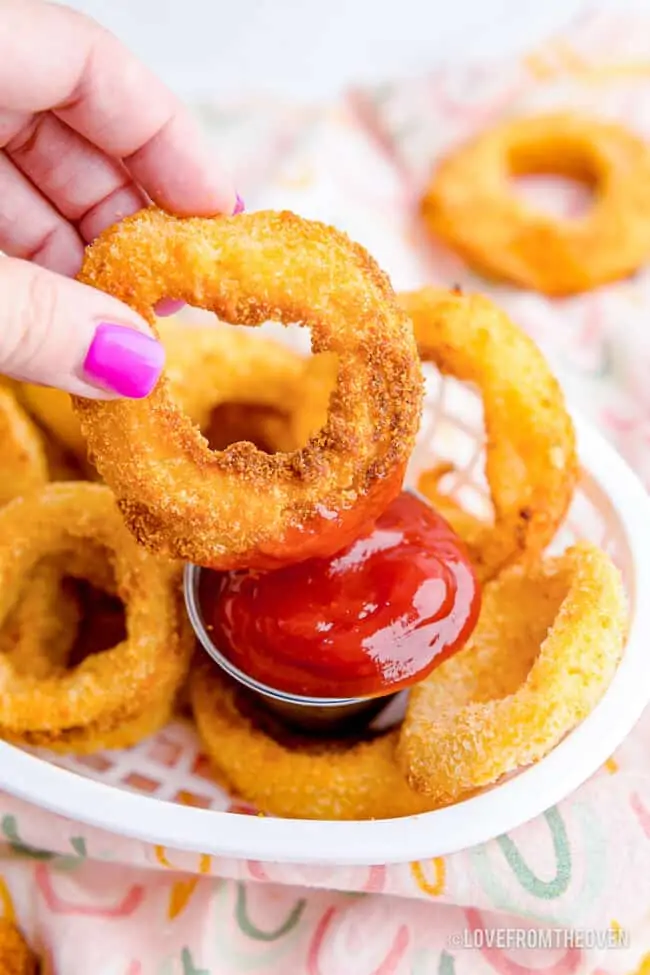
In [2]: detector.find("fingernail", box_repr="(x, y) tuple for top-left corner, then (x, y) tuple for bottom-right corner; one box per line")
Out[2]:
(84, 323), (165, 398)
(233, 193), (245, 215)
(155, 297), (185, 317)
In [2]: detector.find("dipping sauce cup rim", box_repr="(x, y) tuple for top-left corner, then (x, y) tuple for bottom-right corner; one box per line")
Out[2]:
(183, 561), (377, 709)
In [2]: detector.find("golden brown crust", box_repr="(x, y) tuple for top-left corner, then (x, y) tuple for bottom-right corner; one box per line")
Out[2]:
(0, 483), (193, 750)
(190, 662), (431, 820)
(399, 287), (578, 580)
(0, 561), (80, 679)
(398, 543), (627, 802)
(421, 113), (650, 295)
(16, 322), (333, 465)
(74, 208), (423, 569)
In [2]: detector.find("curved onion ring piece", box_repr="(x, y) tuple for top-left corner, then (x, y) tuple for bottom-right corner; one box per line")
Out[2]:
(0, 562), (80, 679)
(399, 287), (578, 580)
(0, 482), (192, 753)
(190, 661), (430, 820)
(421, 113), (650, 295)
(398, 543), (627, 804)
(74, 208), (422, 570)
(17, 323), (337, 465)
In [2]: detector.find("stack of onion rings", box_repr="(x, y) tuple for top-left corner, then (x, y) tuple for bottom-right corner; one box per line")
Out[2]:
(399, 287), (578, 580)
(73, 208), (422, 569)
(421, 113), (650, 295)
(0, 483), (193, 753)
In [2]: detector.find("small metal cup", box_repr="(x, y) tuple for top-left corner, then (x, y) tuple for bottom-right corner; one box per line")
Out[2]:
(183, 562), (396, 734)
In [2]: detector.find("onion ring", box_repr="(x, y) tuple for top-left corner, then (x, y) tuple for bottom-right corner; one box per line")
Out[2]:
(0, 918), (37, 975)
(192, 541), (625, 818)
(0, 482), (193, 753)
(74, 208), (422, 569)
(399, 287), (577, 580)
(190, 662), (430, 820)
(0, 388), (48, 506)
(398, 543), (627, 804)
(17, 323), (335, 464)
(421, 113), (650, 295)
(0, 562), (80, 679)
(17, 384), (88, 462)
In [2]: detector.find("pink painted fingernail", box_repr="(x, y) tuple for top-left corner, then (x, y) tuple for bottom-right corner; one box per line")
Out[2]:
(84, 323), (165, 398)
(233, 193), (245, 215)
(155, 297), (185, 317)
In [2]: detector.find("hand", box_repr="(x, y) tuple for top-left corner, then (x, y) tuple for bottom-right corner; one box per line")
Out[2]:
(0, 0), (241, 398)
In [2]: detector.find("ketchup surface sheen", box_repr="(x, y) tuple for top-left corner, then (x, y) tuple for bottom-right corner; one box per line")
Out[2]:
(199, 491), (481, 699)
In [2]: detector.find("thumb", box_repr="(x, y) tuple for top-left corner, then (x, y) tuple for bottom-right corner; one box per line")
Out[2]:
(0, 256), (165, 399)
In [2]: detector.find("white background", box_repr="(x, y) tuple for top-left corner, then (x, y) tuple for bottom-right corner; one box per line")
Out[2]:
(63, 0), (590, 101)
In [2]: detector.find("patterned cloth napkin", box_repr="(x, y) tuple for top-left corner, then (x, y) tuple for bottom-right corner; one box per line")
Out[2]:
(3, 6), (650, 973)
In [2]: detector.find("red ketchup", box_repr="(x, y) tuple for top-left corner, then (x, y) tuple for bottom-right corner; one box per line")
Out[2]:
(199, 491), (481, 699)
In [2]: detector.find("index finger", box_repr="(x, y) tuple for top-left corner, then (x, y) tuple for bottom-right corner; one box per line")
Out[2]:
(0, 0), (236, 216)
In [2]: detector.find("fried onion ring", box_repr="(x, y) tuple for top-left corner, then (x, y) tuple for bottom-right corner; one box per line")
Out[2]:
(398, 543), (627, 803)
(0, 388), (48, 506)
(190, 661), (430, 820)
(0, 919), (37, 975)
(0, 482), (193, 752)
(74, 208), (422, 569)
(421, 113), (650, 295)
(0, 562), (80, 679)
(399, 287), (577, 580)
(17, 323), (335, 465)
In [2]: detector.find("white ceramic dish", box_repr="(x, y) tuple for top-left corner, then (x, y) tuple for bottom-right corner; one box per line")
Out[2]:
(0, 375), (649, 865)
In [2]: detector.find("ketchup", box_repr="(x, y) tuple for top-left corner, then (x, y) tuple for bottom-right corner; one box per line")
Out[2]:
(199, 491), (481, 699)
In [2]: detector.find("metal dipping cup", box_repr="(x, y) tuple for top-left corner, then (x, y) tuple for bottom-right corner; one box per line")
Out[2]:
(183, 562), (397, 734)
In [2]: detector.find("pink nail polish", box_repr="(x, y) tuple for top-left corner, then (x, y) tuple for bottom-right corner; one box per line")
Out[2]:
(155, 297), (185, 317)
(233, 193), (245, 215)
(84, 323), (165, 398)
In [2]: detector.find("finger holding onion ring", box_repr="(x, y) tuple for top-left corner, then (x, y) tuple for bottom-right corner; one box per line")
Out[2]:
(73, 208), (423, 570)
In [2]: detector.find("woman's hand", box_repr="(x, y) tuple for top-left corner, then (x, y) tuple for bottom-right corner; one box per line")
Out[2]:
(0, 0), (240, 398)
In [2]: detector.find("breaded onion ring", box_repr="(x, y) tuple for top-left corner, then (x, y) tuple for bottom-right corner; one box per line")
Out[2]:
(0, 562), (80, 679)
(0, 483), (193, 752)
(399, 287), (577, 580)
(192, 542), (625, 817)
(398, 543), (627, 803)
(421, 113), (650, 295)
(16, 324), (335, 478)
(0, 918), (37, 975)
(74, 208), (422, 569)
(190, 662), (430, 820)
(0, 388), (48, 506)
